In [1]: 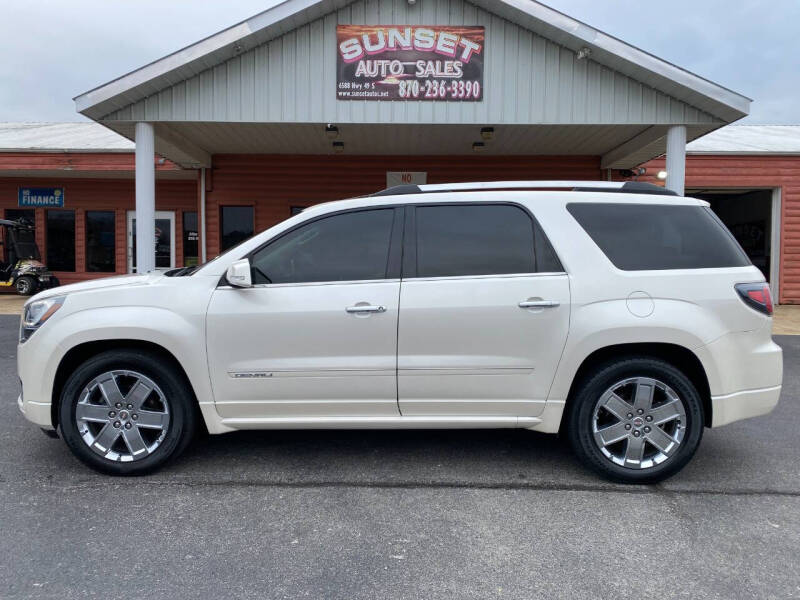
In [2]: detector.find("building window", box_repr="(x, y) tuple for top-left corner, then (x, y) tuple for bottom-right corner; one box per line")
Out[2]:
(5, 209), (35, 226)
(183, 211), (199, 266)
(85, 211), (116, 272)
(46, 210), (75, 272)
(220, 206), (254, 251)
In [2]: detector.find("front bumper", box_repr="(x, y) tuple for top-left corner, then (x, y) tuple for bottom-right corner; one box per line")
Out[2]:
(17, 394), (54, 430)
(711, 385), (782, 428)
(37, 275), (60, 289)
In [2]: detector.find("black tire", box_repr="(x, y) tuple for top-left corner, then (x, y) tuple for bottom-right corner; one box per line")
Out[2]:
(566, 357), (704, 484)
(15, 275), (36, 296)
(58, 349), (196, 475)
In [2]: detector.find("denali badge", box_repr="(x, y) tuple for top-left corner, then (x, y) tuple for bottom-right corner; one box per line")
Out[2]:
(229, 372), (273, 379)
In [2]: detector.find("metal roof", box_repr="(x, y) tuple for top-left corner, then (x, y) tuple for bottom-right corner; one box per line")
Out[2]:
(687, 125), (800, 155)
(74, 0), (750, 123)
(0, 122), (134, 153)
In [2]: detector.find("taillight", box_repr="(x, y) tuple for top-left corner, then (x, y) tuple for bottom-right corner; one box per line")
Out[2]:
(735, 282), (773, 316)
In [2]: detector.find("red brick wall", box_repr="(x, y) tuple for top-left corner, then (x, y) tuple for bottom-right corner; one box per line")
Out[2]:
(638, 155), (800, 304)
(0, 177), (197, 285)
(205, 154), (602, 258)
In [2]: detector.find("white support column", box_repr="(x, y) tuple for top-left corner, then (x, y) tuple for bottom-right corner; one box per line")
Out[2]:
(135, 122), (156, 273)
(665, 125), (687, 196)
(200, 167), (207, 263)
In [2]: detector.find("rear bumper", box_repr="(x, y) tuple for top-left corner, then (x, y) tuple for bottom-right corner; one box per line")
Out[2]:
(694, 324), (783, 428)
(711, 385), (782, 428)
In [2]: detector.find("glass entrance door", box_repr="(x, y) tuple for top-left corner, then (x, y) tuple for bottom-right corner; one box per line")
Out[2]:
(126, 210), (175, 273)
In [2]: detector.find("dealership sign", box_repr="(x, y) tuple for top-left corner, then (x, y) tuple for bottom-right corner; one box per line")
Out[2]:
(18, 187), (64, 207)
(337, 25), (484, 101)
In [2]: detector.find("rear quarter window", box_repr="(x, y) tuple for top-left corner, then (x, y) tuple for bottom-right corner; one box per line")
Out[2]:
(567, 202), (750, 271)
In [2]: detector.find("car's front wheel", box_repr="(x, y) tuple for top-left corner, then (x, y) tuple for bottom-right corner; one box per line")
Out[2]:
(58, 349), (196, 475)
(567, 357), (704, 484)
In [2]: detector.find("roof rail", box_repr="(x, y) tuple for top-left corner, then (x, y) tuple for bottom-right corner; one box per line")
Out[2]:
(370, 180), (678, 197)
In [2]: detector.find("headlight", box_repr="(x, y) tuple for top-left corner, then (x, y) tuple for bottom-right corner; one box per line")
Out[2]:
(20, 296), (65, 343)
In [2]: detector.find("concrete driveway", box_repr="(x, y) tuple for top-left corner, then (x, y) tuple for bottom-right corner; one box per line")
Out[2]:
(0, 314), (798, 599)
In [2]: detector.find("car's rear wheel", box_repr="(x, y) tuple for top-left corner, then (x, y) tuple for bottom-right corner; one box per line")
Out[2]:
(567, 357), (704, 484)
(58, 350), (196, 475)
(15, 275), (36, 295)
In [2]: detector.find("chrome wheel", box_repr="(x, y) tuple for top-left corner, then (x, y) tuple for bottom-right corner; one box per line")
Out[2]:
(75, 370), (170, 462)
(591, 377), (687, 470)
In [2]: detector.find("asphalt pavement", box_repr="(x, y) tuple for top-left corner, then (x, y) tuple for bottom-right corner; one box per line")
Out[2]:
(0, 314), (798, 599)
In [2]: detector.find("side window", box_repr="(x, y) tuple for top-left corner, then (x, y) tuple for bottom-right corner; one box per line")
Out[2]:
(414, 204), (560, 277)
(533, 221), (563, 272)
(251, 209), (395, 284)
(567, 203), (750, 270)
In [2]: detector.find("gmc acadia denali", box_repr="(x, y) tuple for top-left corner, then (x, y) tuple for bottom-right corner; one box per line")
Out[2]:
(17, 181), (783, 483)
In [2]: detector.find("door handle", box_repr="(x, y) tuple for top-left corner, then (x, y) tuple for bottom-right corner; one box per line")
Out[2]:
(519, 300), (560, 309)
(346, 304), (387, 314)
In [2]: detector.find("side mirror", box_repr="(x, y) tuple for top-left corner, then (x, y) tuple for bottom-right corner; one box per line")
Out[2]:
(226, 258), (252, 288)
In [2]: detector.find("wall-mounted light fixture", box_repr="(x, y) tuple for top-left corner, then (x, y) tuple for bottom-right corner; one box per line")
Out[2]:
(472, 142), (485, 153)
(333, 141), (345, 153)
(325, 124), (339, 139)
(657, 170), (668, 180)
(577, 46), (591, 60)
(480, 127), (494, 141)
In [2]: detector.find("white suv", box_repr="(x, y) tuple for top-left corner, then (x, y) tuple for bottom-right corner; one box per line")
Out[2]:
(17, 181), (783, 483)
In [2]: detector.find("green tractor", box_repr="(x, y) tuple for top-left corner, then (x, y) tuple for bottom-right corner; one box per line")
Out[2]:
(0, 219), (59, 295)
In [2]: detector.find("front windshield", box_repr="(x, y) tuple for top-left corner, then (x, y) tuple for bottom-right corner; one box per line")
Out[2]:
(9, 227), (40, 260)
(14, 241), (40, 260)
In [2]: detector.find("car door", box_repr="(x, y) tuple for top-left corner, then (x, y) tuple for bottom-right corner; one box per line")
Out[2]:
(397, 203), (570, 418)
(206, 207), (403, 420)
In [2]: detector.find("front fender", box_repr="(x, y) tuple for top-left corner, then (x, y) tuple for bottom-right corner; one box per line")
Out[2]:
(21, 305), (213, 420)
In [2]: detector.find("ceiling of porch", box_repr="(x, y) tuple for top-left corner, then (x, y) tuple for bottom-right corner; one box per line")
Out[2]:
(103, 121), (720, 170)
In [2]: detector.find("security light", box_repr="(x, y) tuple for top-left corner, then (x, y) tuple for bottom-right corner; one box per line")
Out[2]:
(325, 124), (339, 139)
(480, 127), (494, 140)
(472, 142), (485, 153)
(657, 170), (668, 180)
(333, 141), (345, 153)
